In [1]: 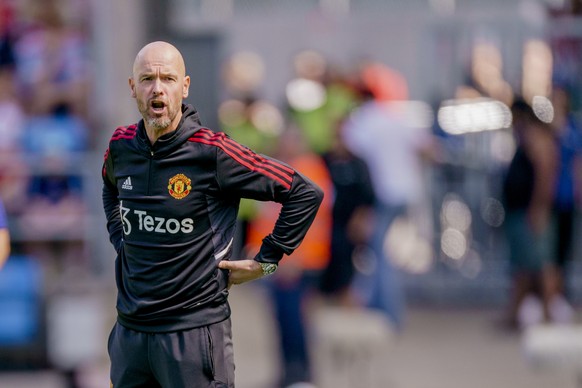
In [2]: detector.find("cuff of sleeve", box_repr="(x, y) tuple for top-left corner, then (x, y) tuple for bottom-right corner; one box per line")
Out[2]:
(254, 241), (284, 264)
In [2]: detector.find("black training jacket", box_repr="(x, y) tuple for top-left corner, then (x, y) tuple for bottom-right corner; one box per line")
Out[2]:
(102, 104), (323, 332)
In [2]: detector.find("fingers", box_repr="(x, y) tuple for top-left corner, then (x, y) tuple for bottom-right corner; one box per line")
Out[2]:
(218, 259), (263, 287)
(217, 260), (231, 270)
(218, 260), (243, 270)
(218, 259), (255, 270)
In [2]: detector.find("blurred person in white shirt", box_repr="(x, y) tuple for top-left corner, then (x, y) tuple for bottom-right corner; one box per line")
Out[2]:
(342, 65), (437, 328)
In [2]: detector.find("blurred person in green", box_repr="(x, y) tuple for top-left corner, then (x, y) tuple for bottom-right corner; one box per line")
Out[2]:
(286, 50), (359, 155)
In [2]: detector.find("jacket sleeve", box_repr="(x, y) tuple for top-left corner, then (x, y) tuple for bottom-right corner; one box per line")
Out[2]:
(215, 142), (324, 264)
(102, 147), (124, 253)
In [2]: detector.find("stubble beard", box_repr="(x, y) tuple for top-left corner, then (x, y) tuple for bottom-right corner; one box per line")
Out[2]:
(146, 116), (172, 130)
(139, 101), (176, 131)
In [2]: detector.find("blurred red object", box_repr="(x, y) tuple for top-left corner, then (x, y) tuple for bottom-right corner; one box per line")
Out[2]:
(361, 62), (409, 101)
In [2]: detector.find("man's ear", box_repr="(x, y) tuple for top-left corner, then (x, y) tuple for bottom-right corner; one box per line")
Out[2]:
(183, 75), (190, 98)
(129, 77), (136, 98)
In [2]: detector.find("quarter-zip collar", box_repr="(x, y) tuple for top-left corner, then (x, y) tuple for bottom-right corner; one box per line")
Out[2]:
(136, 104), (203, 158)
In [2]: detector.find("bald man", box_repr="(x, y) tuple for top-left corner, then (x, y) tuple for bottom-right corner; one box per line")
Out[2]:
(102, 41), (323, 387)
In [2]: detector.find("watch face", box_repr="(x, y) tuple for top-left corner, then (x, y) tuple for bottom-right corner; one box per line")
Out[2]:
(261, 263), (277, 276)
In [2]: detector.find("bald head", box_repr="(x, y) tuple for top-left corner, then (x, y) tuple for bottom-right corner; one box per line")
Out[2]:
(129, 41), (191, 141)
(132, 41), (186, 78)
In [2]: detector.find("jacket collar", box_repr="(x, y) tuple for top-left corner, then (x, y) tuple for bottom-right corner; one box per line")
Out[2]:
(136, 104), (203, 157)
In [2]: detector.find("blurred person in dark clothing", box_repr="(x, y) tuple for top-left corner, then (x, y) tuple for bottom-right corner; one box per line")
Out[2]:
(549, 85), (582, 313)
(502, 99), (559, 328)
(319, 118), (375, 305)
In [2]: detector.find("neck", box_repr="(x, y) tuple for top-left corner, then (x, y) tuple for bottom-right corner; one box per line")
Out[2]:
(146, 126), (173, 145)
(145, 110), (183, 145)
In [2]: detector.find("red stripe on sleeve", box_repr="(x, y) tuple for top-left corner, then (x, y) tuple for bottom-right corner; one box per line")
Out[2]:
(111, 124), (138, 141)
(206, 130), (295, 176)
(193, 129), (294, 181)
(195, 129), (294, 177)
(190, 129), (293, 189)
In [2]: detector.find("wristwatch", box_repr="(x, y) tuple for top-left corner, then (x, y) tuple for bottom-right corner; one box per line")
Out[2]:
(258, 262), (278, 276)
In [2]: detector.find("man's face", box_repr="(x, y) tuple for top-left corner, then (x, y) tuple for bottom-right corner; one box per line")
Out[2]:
(129, 46), (190, 132)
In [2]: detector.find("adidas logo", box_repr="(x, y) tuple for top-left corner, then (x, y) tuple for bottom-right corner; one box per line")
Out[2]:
(122, 177), (133, 190)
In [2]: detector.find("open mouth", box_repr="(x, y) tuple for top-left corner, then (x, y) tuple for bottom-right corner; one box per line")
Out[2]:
(150, 100), (166, 113)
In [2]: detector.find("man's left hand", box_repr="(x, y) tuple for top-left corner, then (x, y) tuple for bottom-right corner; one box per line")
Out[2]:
(218, 259), (263, 288)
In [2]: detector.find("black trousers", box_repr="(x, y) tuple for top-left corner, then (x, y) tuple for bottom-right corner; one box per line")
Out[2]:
(108, 318), (234, 388)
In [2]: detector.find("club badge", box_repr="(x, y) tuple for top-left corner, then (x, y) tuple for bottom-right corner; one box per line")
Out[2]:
(168, 173), (192, 199)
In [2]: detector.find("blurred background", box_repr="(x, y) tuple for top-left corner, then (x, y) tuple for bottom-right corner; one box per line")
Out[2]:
(1, 0), (582, 387)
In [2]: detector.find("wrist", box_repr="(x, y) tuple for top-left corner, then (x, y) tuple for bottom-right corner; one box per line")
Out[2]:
(256, 261), (278, 276)
(256, 242), (285, 263)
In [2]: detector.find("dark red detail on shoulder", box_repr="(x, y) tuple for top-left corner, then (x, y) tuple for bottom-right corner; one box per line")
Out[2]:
(189, 128), (294, 189)
(110, 124), (138, 142)
(102, 148), (109, 177)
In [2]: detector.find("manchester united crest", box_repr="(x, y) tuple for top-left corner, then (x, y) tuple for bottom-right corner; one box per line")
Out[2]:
(168, 174), (192, 199)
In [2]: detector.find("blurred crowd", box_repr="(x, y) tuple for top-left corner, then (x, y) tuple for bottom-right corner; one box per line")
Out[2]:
(0, 1), (581, 388)
(218, 39), (582, 388)
(0, 0), (91, 287)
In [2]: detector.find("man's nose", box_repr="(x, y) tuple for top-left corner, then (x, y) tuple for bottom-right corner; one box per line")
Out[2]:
(152, 78), (163, 94)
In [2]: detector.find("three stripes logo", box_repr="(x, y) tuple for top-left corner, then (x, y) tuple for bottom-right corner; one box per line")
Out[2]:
(122, 177), (133, 190)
